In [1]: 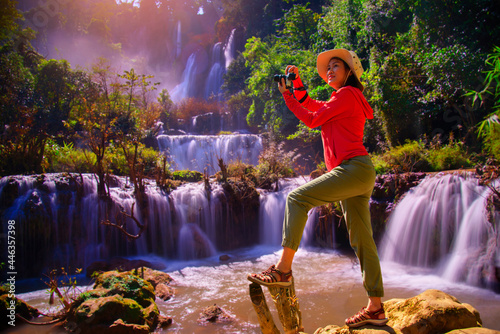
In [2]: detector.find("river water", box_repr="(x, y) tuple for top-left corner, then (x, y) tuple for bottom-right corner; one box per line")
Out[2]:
(12, 245), (500, 333)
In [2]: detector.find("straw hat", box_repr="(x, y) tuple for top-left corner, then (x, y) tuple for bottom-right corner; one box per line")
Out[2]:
(316, 49), (364, 91)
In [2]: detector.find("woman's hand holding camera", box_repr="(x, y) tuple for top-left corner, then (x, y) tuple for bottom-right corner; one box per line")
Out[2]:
(285, 65), (299, 79)
(277, 65), (300, 93)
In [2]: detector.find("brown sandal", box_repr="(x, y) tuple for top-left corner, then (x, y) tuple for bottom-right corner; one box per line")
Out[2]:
(345, 304), (388, 328)
(247, 265), (293, 287)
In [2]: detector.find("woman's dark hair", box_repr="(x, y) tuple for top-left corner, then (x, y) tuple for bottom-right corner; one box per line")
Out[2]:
(332, 57), (360, 90)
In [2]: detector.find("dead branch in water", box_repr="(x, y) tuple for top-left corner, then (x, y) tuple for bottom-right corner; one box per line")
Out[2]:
(101, 203), (146, 239)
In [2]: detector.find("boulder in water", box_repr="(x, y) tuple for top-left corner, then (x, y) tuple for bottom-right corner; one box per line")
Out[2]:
(198, 304), (233, 324)
(65, 270), (167, 333)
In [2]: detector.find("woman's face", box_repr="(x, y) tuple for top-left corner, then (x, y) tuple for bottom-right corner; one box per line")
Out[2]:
(327, 58), (350, 90)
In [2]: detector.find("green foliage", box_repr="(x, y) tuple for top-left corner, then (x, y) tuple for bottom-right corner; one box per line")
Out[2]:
(275, 4), (320, 51)
(44, 141), (95, 173)
(243, 36), (317, 137)
(372, 138), (472, 174)
(172, 170), (204, 182)
(314, 0), (365, 52)
(0, 0), (21, 42)
(467, 46), (500, 161)
(426, 140), (472, 171)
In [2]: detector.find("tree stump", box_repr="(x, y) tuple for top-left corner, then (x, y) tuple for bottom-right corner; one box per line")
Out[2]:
(249, 279), (303, 334)
(249, 283), (280, 334)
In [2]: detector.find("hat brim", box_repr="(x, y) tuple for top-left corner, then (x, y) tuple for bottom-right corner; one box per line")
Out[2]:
(317, 49), (364, 92)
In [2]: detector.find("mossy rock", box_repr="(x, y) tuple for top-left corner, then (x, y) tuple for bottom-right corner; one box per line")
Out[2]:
(136, 267), (173, 288)
(66, 270), (162, 333)
(73, 294), (144, 326)
(0, 293), (40, 331)
(93, 271), (156, 308)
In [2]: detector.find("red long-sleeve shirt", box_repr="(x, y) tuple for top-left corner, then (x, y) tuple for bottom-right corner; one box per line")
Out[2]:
(283, 86), (374, 171)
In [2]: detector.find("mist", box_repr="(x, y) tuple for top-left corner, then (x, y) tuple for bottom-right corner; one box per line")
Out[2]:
(17, 0), (228, 101)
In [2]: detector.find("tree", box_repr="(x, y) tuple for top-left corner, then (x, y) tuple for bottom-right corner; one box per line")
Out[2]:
(70, 58), (118, 196)
(468, 46), (500, 161)
(314, 0), (366, 53)
(275, 4), (319, 51)
(0, 0), (21, 42)
(114, 68), (160, 206)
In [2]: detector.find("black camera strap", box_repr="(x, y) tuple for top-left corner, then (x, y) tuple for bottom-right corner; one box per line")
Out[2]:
(292, 86), (308, 103)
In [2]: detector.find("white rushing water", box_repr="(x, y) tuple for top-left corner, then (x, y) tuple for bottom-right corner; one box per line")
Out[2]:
(157, 134), (263, 173)
(205, 42), (224, 100)
(381, 173), (499, 289)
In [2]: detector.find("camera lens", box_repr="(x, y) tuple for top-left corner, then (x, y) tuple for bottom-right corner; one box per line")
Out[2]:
(273, 74), (284, 82)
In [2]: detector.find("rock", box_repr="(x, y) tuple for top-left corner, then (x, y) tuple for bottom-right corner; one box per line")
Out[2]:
(108, 319), (150, 334)
(198, 304), (233, 323)
(86, 260), (111, 277)
(448, 329), (500, 334)
(86, 258), (166, 278)
(384, 289), (482, 334)
(155, 283), (174, 301)
(313, 325), (386, 334)
(313, 289), (486, 334)
(138, 267), (173, 288)
(93, 271), (156, 308)
(0, 293), (40, 331)
(158, 314), (173, 328)
(72, 295), (144, 327)
(219, 254), (230, 261)
(66, 270), (162, 333)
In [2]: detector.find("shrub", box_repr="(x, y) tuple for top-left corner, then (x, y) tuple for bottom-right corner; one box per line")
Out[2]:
(44, 141), (95, 173)
(172, 170), (203, 182)
(371, 138), (473, 173)
(426, 140), (472, 171)
(380, 140), (430, 173)
(255, 141), (298, 188)
(226, 160), (256, 179)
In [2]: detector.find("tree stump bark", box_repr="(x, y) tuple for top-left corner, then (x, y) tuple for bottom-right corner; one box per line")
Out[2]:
(249, 279), (303, 334)
(268, 278), (303, 334)
(249, 282), (280, 334)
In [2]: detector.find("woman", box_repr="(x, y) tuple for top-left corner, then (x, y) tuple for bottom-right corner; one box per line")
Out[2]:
(248, 49), (388, 328)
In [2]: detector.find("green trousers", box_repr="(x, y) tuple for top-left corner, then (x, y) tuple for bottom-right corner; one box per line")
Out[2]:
(282, 155), (384, 297)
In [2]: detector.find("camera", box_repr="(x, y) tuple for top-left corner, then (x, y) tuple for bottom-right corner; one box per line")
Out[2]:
(273, 72), (296, 89)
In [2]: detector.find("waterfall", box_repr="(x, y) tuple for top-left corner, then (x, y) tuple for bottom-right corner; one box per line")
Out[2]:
(171, 53), (197, 103)
(157, 134), (263, 173)
(0, 174), (223, 278)
(258, 177), (323, 248)
(380, 173), (498, 288)
(205, 42), (225, 100)
(175, 20), (181, 59)
(3, 171), (498, 289)
(170, 183), (217, 259)
(224, 28), (236, 69)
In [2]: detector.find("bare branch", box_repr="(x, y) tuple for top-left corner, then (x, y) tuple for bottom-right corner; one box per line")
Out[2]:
(101, 203), (146, 239)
